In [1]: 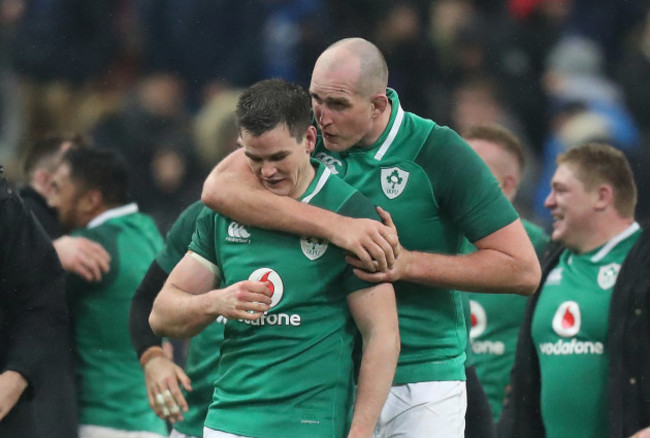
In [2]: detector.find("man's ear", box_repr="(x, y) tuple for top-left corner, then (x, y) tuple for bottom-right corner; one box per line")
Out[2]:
(80, 189), (104, 213)
(305, 125), (317, 155)
(501, 175), (518, 201)
(370, 94), (389, 118)
(594, 184), (614, 211)
(32, 169), (52, 194)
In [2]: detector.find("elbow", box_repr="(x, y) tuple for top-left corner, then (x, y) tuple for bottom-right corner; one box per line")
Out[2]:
(201, 175), (222, 210)
(148, 312), (164, 337)
(517, 258), (542, 296)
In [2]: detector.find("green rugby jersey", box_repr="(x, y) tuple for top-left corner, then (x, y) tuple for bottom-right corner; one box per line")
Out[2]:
(157, 200), (227, 438)
(313, 89), (519, 384)
(66, 204), (167, 435)
(466, 219), (549, 421)
(532, 223), (640, 438)
(190, 161), (381, 438)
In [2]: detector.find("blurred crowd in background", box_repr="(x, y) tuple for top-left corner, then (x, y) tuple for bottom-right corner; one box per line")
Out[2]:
(1, 0), (650, 234)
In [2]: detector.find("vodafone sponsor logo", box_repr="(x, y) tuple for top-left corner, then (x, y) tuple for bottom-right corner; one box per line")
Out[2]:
(552, 301), (581, 337)
(469, 300), (505, 355)
(539, 338), (604, 356)
(539, 301), (604, 356)
(243, 268), (301, 327)
(469, 300), (487, 339)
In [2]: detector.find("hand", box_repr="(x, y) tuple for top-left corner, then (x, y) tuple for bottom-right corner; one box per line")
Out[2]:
(144, 353), (192, 424)
(53, 236), (111, 282)
(346, 207), (407, 282)
(330, 207), (400, 273)
(0, 370), (28, 422)
(207, 280), (273, 320)
(629, 427), (650, 438)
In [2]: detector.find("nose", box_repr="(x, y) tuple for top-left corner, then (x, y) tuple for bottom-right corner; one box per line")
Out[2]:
(315, 104), (331, 127)
(544, 190), (555, 209)
(260, 162), (276, 179)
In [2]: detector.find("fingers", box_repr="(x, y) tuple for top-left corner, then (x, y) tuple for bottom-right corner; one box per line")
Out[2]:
(352, 267), (386, 283)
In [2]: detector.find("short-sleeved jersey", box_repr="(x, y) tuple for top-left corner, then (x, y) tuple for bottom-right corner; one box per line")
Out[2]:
(466, 219), (549, 420)
(532, 223), (640, 438)
(190, 161), (380, 438)
(155, 200), (227, 438)
(313, 89), (519, 384)
(66, 205), (167, 435)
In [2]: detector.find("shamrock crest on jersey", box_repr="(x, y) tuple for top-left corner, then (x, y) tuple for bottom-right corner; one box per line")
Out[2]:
(381, 166), (410, 199)
(300, 236), (328, 260)
(597, 263), (620, 290)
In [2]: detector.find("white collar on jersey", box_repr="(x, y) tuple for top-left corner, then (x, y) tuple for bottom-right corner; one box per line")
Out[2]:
(87, 202), (139, 229)
(301, 166), (331, 205)
(373, 104), (405, 161)
(590, 221), (640, 262)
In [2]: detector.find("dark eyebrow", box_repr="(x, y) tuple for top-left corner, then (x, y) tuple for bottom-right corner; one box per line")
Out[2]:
(244, 150), (290, 161)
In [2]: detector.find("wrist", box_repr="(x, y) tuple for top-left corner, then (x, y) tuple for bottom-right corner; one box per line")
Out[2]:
(139, 346), (166, 368)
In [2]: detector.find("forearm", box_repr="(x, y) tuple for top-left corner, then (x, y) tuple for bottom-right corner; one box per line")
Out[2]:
(349, 331), (400, 438)
(401, 248), (538, 295)
(149, 284), (217, 339)
(201, 149), (342, 239)
(130, 262), (167, 357)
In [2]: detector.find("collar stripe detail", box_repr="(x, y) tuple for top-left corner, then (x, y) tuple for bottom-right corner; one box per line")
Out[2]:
(374, 104), (404, 161)
(87, 203), (139, 229)
(301, 167), (331, 205)
(590, 221), (640, 262)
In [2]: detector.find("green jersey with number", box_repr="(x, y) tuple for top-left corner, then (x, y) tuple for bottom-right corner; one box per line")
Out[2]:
(466, 219), (549, 420)
(532, 223), (640, 438)
(190, 161), (380, 438)
(157, 200), (227, 438)
(313, 89), (519, 384)
(67, 205), (166, 435)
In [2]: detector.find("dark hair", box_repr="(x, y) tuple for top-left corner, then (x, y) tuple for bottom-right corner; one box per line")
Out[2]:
(61, 148), (130, 206)
(236, 79), (311, 141)
(22, 134), (90, 179)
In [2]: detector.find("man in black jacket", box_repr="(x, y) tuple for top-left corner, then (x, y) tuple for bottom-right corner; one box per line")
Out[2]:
(0, 168), (73, 437)
(498, 143), (650, 438)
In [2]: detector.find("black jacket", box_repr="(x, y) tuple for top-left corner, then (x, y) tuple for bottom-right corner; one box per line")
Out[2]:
(0, 176), (76, 438)
(498, 226), (650, 437)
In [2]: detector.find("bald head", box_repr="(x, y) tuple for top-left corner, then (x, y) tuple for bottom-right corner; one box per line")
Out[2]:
(317, 38), (389, 97)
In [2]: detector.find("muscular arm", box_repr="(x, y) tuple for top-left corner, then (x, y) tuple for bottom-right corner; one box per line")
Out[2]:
(347, 283), (400, 438)
(201, 150), (397, 271)
(351, 211), (541, 296)
(150, 252), (272, 338)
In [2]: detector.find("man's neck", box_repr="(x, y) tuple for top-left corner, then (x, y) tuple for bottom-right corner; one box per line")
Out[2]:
(573, 216), (636, 254)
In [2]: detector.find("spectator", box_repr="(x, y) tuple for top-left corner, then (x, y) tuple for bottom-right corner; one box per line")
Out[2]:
(0, 167), (73, 438)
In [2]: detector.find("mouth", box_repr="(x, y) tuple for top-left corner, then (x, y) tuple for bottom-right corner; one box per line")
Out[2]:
(262, 178), (283, 186)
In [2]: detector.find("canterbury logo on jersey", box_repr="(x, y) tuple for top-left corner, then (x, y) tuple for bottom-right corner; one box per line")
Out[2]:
(240, 268), (302, 327)
(469, 300), (505, 355)
(539, 301), (604, 356)
(314, 152), (342, 174)
(227, 221), (251, 243)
